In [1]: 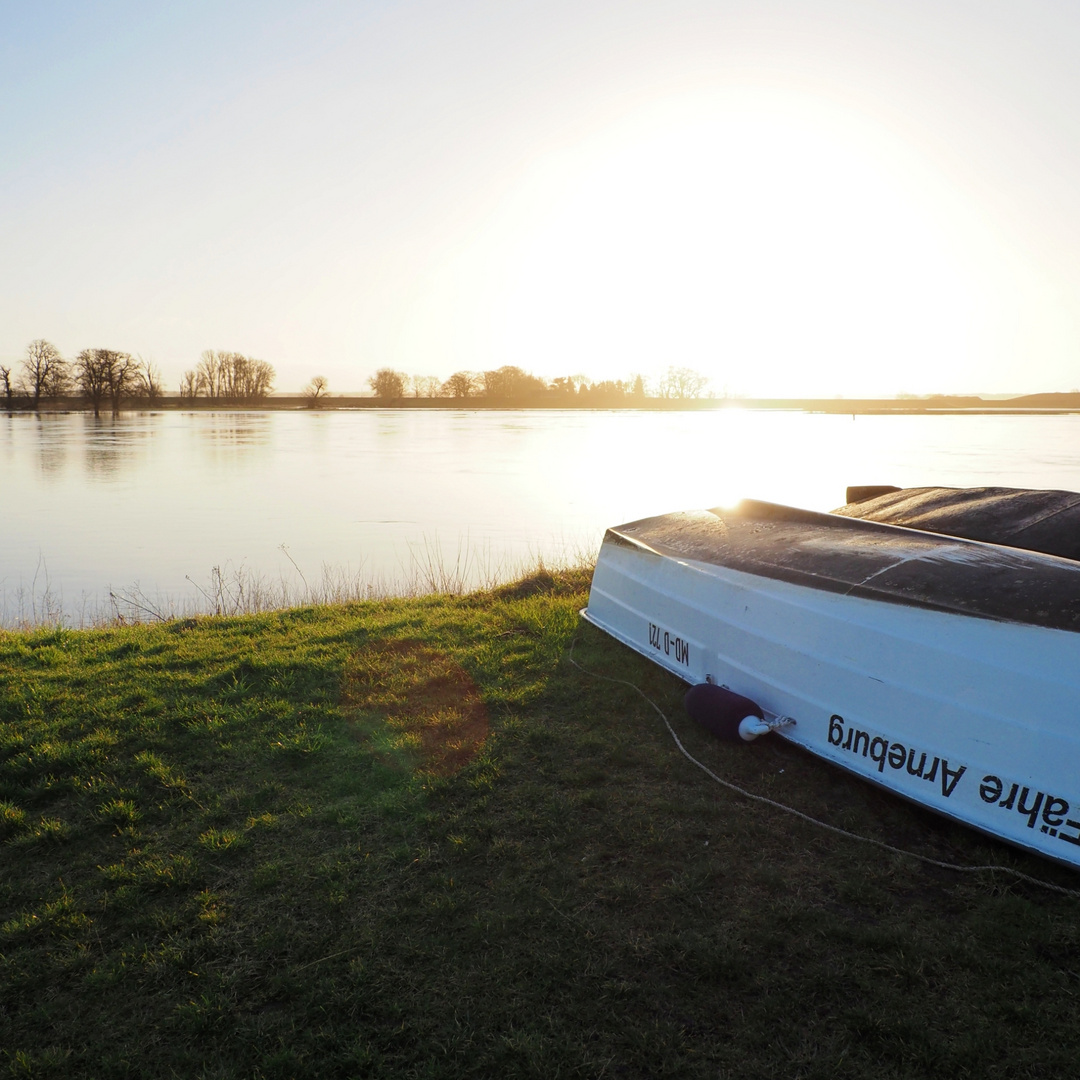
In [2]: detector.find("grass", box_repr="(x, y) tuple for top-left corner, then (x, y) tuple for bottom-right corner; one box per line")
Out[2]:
(2, 566), (1080, 1078)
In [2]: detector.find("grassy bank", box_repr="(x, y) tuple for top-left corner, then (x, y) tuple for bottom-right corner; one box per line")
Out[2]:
(2, 570), (1080, 1079)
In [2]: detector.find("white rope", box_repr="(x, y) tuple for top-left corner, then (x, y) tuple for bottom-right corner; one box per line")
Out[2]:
(567, 635), (1080, 899)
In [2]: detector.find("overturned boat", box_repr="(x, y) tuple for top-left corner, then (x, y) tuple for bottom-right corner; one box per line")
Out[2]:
(583, 487), (1080, 869)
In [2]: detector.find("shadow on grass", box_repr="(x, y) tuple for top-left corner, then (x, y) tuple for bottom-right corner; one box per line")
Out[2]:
(343, 639), (489, 778)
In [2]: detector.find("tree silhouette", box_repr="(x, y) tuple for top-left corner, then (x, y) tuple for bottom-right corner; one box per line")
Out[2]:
(0, 365), (14, 410)
(481, 366), (546, 399)
(369, 369), (407, 399)
(411, 375), (441, 398)
(578, 379), (630, 403)
(178, 369), (199, 398)
(194, 350), (275, 401)
(135, 358), (164, 402)
(303, 375), (329, 404)
(21, 340), (69, 409)
(194, 351), (224, 397)
(658, 366), (709, 399)
(71, 349), (140, 415)
(75, 349), (115, 416)
(440, 371), (479, 398)
(107, 352), (139, 412)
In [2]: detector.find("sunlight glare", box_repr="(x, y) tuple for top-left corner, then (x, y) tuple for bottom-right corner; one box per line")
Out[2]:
(429, 90), (1026, 396)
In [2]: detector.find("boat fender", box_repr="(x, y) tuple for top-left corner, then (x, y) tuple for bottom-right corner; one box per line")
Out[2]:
(684, 684), (771, 742)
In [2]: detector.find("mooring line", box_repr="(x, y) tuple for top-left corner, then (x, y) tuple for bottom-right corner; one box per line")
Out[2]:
(566, 635), (1080, 899)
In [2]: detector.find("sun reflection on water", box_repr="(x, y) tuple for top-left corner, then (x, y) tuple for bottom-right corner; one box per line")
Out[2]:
(4, 408), (1080, 624)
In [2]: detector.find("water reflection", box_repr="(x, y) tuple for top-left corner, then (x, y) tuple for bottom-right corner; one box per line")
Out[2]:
(4, 408), (1080, 626)
(82, 413), (157, 478)
(376, 413), (406, 439)
(188, 412), (274, 468)
(199, 416), (271, 444)
(32, 413), (71, 476)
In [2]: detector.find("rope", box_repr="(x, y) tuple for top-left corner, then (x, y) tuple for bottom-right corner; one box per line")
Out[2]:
(567, 635), (1080, 899)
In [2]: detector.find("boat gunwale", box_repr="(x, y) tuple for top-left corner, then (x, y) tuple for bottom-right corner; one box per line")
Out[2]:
(603, 499), (1080, 633)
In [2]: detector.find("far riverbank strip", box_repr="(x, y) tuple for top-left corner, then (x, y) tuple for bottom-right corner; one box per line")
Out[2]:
(9, 391), (1080, 414)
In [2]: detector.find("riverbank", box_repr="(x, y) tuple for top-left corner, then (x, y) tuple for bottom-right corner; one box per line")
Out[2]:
(2, 571), (1079, 1077)
(9, 391), (1080, 414)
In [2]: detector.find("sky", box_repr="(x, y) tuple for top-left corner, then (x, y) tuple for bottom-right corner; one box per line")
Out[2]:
(3, 0), (1080, 398)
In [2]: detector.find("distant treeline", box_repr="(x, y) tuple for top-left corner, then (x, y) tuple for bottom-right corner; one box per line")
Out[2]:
(2, 339), (712, 412)
(363, 365), (710, 402)
(179, 351), (275, 402)
(1, 342), (276, 414)
(1, 340), (167, 415)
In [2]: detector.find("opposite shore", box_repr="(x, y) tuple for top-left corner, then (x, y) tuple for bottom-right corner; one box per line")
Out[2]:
(7, 390), (1080, 415)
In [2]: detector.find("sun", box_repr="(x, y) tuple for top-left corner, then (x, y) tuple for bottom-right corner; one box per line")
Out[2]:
(423, 88), (1028, 397)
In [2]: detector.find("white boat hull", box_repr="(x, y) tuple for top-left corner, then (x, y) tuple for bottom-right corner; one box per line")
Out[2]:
(584, 516), (1080, 869)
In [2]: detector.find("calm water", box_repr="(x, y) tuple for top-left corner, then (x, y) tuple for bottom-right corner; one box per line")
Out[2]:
(3, 408), (1080, 624)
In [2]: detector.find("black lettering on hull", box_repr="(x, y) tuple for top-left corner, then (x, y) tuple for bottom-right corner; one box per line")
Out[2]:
(647, 623), (690, 669)
(826, 714), (964, 801)
(822, 718), (1080, 857)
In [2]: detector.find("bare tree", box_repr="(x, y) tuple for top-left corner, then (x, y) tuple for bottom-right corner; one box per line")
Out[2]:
(303, 375), (329, 405)
(20, 339), (69, 409)
(223, 353), (272, 400)
(238, 356), (275, 400)
(70, 349), (137, 415)
(179, 369), (200, 399)
(135, 357), (164, 402)
(107, 352), (138, 412)
(658, 366), (709, 400)
(440, 371), (479, 398)
(411, 375), (441, 398)
(74, 349), (112, 416)
(195, 350), (222, 398)
(368, 368), (407, 399)
(0, 364), (14, 410)
(191, 350), (275, 402)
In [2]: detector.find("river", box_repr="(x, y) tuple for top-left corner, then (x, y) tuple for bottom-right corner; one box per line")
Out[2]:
(3, 407), (1080, 625)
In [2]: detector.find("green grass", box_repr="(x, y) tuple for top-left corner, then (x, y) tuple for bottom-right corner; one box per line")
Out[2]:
(2, 567), (1080, 1078)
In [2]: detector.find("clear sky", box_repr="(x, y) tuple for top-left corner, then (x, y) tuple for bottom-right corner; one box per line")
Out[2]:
(3, 0), (1080, 397)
